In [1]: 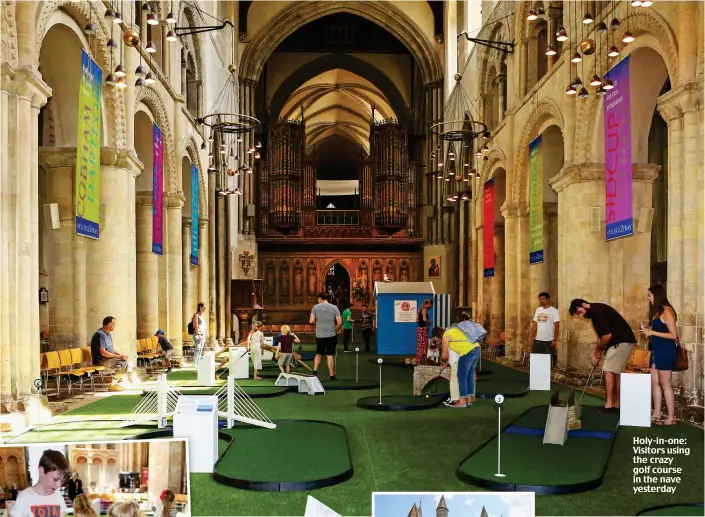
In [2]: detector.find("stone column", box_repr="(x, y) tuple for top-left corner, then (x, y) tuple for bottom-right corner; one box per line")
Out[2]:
(502, 203), (519, 358)
(207, 168), (217, 346)
(135, 192), (159, 338)
(216, 195), (226, 345)
(519, 43), (527, 98)
(490, 220), (505, 343)
(87, 148), (141, 362)
(224, 196), (233, 346)
(166, 192), (184, 361)
(13, 69), (50, 403)
(516, 204), (532, 347)
(73, 236), (87, 347)
(182, 219), (191, 334)
(198, 218), (209, 318)
(547, 16), (556, 69)
(0, 65), (13, 406)
(497, 76), (506, 125)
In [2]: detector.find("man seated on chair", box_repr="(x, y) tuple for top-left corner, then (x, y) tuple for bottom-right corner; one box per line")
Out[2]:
(155, 330), (173, 373)
(569, 299), (636, 412)
(530, 292), (560, 366)
(91, 316), (128, 391)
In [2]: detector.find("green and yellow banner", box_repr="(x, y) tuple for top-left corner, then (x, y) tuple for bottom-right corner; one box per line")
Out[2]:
(75, 49), (102, 239)
(529, 135), (544, 264)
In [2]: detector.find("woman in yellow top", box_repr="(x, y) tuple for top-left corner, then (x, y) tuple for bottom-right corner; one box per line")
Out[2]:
(440, 318), (481, 408)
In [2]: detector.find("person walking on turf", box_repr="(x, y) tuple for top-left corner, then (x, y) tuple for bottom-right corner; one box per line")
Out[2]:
(276, 325), (300, 373)
(360, 303), (375, 352)
(190, 302), (207, 366)
(569, 299), (636, 411)
(248, 321), (265, 380)
(342, 303), (354, 352)
(641, 284), (679, 425)
(416, 298), (433, 364)
(530, 291), (560, 366)
(310, 292), (342, 380)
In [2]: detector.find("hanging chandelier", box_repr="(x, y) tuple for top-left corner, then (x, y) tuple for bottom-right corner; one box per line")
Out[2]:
(431, 73), (487, 143)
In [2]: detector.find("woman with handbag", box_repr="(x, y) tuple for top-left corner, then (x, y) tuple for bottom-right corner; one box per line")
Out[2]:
(640, 284), (678, 426)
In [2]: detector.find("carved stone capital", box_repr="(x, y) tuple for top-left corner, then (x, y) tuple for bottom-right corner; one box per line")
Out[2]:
(182, 217), (192, 228)
(549, 163), (605, 193)
(165, 191), (186, 209)
(500, 202), (518, 218)
(100, 148), (143, 178)
(7, 65), (51, 108)
(135, 191), (153, 207)
(38, 147), (77, 170)
(198, 218), (209, 228)
(657, 81), (704, 120)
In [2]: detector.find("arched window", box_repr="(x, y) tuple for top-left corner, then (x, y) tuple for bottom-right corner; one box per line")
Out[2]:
(537, 24), (548, 81)
(185, 54), (200, 118)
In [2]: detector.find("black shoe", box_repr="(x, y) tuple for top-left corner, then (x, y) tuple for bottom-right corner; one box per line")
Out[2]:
(313, 370), (318, 376)
(166, 368), (172, 373)
(330, 375), (336, 380)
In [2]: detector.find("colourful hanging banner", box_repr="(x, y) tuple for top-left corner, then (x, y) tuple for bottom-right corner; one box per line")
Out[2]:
(75, 49), (102, 239)
(483, 178), (495, 278)
(604, 55), (633, 241)
(529, 135), (544, 264)
(190, 165), (199, 266)
(152, 123), (164, 255)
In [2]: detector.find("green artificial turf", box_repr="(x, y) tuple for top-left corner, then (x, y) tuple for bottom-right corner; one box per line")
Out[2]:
(7, 346), (704, 517)
(636, 504), (705, 516)
(458, 406), (619, 486)
(152, 386), (292, 397)
(215, 421), (351, 483)
(357, 394), (443, 409)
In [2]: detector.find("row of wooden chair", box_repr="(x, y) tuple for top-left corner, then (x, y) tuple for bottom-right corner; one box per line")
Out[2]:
(136, 337), (163, 374)
(260, 324), (316, 336)
(40, 348), (108, 398)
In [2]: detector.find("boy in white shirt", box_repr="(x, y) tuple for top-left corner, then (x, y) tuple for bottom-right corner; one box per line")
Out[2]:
(10, 449), (69, 517)
(530, 291), (560, 364)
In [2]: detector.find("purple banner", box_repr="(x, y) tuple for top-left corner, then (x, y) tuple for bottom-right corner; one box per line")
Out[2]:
(604, 55), (633, 241)
(152, 123), (164, 255)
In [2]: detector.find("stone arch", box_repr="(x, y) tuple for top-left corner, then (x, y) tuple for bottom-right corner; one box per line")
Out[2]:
(34, 0), (126, 149)
(182, 135), (208, 218)
(270, 53), (408, 123)
(513, 99), (564, 205)
(478, 22), (507, 101)
(134, 85), (176, 192)
(322, 259), (354, 281)
(1, 1), (18, 67)
(575, 10), (680, 162)
(179, 5), (204, 81)
(239, 1), (442, 86)
(481, 146), (507, 184)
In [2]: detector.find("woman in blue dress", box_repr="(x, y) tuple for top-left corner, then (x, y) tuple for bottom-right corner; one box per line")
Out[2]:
(640, 284), (678, 425)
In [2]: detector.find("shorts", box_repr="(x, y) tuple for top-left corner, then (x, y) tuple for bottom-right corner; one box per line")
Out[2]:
(316, 336), (338, 356)
(163, 349), (173, 359)
(603, 343), (634, 373)
(278, 353), (293, 367)
(531, 340), (553, 355)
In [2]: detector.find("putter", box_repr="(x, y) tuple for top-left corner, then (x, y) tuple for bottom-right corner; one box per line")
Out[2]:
(578, 362), (597, 406)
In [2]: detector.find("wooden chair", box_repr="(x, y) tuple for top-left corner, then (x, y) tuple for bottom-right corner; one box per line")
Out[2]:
(54, 349), (88, 398)
(304, 324), (315, 335)
(80, 347), (108, 389)
(293, 325), (305, 336)
(271, 325), (281, 334)
(70, 347), (98, 393)
(182, 332), (194, 359)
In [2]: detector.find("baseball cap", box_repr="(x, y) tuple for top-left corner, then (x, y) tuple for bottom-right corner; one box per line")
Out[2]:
(155, 329), (165, 336)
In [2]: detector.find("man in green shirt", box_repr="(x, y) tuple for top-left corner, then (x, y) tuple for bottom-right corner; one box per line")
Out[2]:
(342, 303), (354, 352)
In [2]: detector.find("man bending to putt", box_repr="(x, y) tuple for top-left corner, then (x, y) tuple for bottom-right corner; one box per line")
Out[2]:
(310, 292), (342, 380)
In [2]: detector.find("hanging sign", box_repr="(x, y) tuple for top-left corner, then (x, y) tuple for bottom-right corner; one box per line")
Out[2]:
(604, 55), (633, 241)
(529, 135), (544, 264)
(75, 49), (102, 239)
(483, 178), (495, 277)
(190, 164), (199, 266)
(152, 123), (164, 255)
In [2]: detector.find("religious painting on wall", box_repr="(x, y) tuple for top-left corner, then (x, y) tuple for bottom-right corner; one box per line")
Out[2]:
(307, 261), (317, 297)
(293, 260), (304, 302)
(428, 256), (441, 278)
(280, 260), (290, 303)
(372, 260), (383, 284)
(399, 260), (410, 282)
(386, 260), (396, 281)
(265, 259), (276, 304)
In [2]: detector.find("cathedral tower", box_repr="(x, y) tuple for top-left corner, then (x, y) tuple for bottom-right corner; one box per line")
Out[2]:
(436, 496), (448, 517)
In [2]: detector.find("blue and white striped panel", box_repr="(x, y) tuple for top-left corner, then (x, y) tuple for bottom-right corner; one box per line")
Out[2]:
(433, 294), (452, 329)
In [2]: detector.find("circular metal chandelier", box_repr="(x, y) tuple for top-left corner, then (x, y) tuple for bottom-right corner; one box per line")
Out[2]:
(430, 73), (487, 142)
(198, 65), (260, 136)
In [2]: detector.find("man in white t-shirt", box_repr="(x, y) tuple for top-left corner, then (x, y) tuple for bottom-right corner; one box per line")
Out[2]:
(530, 292), (560, 362)
(10, 449), (68, 517)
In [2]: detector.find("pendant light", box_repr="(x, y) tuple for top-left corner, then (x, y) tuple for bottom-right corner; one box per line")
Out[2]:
(623, 31), (635, 43)
(641, 0), (653, 6)
(527, 9), (538, 21)
(104, 6), (116, 22)
(556, 27), (568, 42)
(146, 40), (157, 53)
(147, 11), (159, 25)
(566, 84), (577, 95)
(115, 76), (127, 89)
(166, 30), (177, 42)
(546, 45), (557, 56)
(583, 12), (594, 24)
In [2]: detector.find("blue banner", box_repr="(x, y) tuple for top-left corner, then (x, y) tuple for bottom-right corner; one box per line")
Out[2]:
(190, 165), (199, 266)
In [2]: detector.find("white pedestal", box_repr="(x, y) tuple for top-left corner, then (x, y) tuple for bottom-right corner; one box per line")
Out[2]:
(620, 372), (651, 427)
(529, 353), (551, 390)
(229, 348), (249, 379)
(197, 352), (215, 386)
(173, 395), (219, 473)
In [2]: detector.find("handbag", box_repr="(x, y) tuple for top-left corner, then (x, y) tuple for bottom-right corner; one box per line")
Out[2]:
(673, 340), (688, 371)
(626, 346), (651, 373)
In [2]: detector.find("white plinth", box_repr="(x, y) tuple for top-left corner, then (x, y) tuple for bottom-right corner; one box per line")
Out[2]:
(529, 353), (551, 390)
(263, 336), (274, 360)
(620, 372), (651, 427)
(197, 352), (215, 386)
(173, 395), (219, 473)
(229, 348), (249, 379)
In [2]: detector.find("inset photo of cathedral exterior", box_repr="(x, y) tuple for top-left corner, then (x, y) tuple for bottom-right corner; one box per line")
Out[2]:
(373, 493), (534, 517)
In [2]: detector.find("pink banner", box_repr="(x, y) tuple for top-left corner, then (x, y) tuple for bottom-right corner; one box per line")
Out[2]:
(604, 55), (633, 240)
(152, 123), (163, 255)
(483, 178), (495, 277)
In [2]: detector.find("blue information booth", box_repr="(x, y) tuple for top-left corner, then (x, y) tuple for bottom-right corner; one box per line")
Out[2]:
(374, 281), (436, 355)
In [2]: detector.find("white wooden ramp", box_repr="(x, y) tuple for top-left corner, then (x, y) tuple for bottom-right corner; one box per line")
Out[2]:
(275, 373), (325, 395)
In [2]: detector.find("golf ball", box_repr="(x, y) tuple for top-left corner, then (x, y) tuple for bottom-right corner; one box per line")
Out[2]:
(377, 358), (383, 364)
(355, 348), (360, 352)
(425, 394), (429, 398)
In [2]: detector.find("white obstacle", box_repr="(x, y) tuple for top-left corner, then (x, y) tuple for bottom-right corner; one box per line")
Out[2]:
(214, 375), (277, 429)
(120, 374), (181, 428)
(275, 372), (325, 395)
